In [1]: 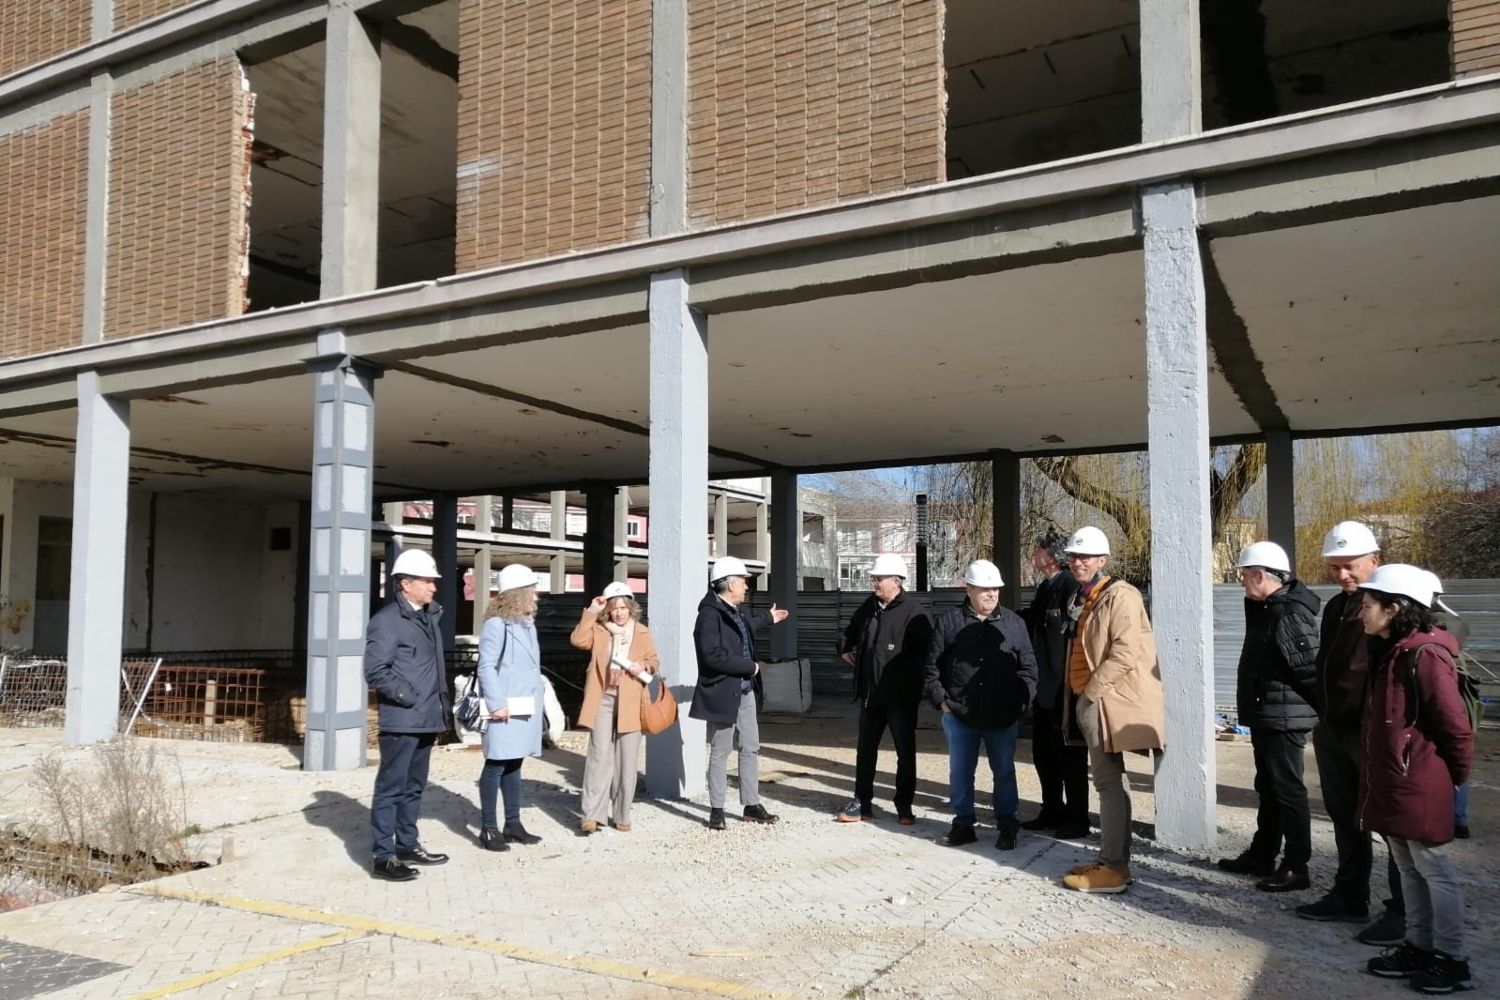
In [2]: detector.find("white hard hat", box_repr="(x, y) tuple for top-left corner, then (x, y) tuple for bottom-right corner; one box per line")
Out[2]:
(601, 581), (633, 600)
(497, 563), (538, 593)
(870, 554), (909, 579)
(710, 556), (750, 583)
(1234, 541), (1291, 575)
(963, 560), (1004, 588)
(1321, 520), (1379, 558)
(390, 548), (440, 579)
(1361, 564), (1438, 609)
(1064, 526), (1111, 557)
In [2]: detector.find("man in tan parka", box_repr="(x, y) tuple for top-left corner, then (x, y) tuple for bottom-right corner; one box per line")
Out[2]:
(1058, 526), (1165, 894)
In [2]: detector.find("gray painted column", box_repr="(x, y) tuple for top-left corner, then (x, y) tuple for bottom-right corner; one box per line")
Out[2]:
(91, 0), (111, 40)
(649, 0), (689, 236)
(81, 71), (112, 345)
(991, 450), (1022, 609)
(768, 470), (799, 660)
(645, 269), (708, 799)
(614, 486), (631, 582)
(713, 492), (729, 557)
(754, 490), (770, 590)
(321, 1), (382, 298)
(549, 491), (567, 592)
(1143, 181), (1215, 851)
(1265, 430), (1296, 566)
(304, 344), (380, 771)
(471, 494), (493, 634)
(64, 372), (130, 744)
(583, 484), (616, 596)
(432, 493), (458, 652)
(1139, 0), (1202, 141)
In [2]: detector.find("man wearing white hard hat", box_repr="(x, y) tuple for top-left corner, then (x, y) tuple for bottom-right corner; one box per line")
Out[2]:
(922, 559), (1037, 850)
(1352, 565), (1474, 994)
(364, 548), (450, 882)
(1217, 541), (1320, 894)
(1056, 527), (1164, 894)
(835, 554), (932, 824)
(1298, 521), (1405, 943)
(690, 556), (791, 830)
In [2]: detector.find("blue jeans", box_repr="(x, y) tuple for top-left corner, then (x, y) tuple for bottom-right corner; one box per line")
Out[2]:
(1455, 782), (1469, 826)
(941, 713), (1020, 830)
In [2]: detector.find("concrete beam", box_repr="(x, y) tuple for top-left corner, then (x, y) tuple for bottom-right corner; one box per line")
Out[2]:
(649, 0), (688, 237)
(1202, 243), (1286, 432)
(321, 3), (382, 299)
(1265, 430), (1295, 566)
(991, 451), (1021, 610)
(583, 484), (615, 596)
(1142, 181), (1216, 852)
(64, 372), (130, 744)
(432, 492), (458, 651)
(645, 270), (708, 800)
(768, 470), (798, 660)
(1140, 0), (1202, 141)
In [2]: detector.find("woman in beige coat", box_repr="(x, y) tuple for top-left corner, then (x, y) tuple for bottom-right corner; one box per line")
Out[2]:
(571, 582), (660, 833)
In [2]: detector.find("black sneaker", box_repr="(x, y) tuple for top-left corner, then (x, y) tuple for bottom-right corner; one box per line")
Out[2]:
(1453, 824), (1469, 840)
(743, 804), (780, 824)
(1411, 951), (1475, 994)
(372, 857), (419, 882)
(1356, 908), (1407, 946)
(943, 823), (977, 846)
(707, 808), (726, 831)
(1367, 943), (1433, 979)
(995, 828), (1017, 851)
(1217, 852), (1277, 877)
(1296, 895), (1369, 922)
(835, 799), (871, 823)
(502, 822), (542, 846)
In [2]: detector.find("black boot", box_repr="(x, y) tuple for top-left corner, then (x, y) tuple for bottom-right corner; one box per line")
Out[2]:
(503, 821), (542, 846)
(479, 827), (510, 852)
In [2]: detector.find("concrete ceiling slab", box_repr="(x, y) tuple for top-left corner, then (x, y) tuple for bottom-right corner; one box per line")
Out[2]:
(1209, 195), (1500, 432)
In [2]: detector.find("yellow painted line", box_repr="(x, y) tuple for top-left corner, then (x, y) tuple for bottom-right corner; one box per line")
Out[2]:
(125, 929), (363, 999)
(138, 885), (808, 1000)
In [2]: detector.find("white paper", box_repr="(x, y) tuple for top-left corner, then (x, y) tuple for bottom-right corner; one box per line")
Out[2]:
(507, 696), (536, 717)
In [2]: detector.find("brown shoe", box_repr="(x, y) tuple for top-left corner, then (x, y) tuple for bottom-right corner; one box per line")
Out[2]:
(611, 822), (632, 832)
(1062, 862), (1133, 894)
(1256, 866), (1310, 893)
(579, 820), (599, 834)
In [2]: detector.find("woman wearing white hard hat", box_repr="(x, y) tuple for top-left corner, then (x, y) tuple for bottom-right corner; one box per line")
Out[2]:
(1354, 565), (1475, 992)
(571, 581), (660, 833)
(475, 563), (548, 851)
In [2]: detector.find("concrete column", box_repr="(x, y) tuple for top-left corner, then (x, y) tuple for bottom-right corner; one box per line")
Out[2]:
(1265, 430), (1296, 568)
(583, 484), (616, 596)
(614, 486), (631, 583)
(1140, 0), (1202, 141)
(768, 470), (799, 660)
(432, 493), (458, 652)
(646, 269), (708, 798)
(381, 501), (403, 527)
(549, 490), (567, 593)
(321, 2), (382, 298)
(304, 347), (380, 771)
(64, 373), (130, 744)
(501, 494), (515, 531)
(991, 450), (1022, 609)
(649, 0), (688, 237)
(713, 492), (729, 558)
(81, 71), (112, 344)
(1143, 181), (1215, 851)
(754, 490), (770, 590)
(472, 545), (492, 633)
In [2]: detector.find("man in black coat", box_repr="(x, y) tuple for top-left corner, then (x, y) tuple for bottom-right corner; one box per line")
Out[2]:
(836, 554), (931, 824)
(364, 548), (451, 882)
(1019, 532), (1088, 839)
(924, 559), (1038, 850)
(1218, 541), (1321, 893)
(690, 556), (791, 831)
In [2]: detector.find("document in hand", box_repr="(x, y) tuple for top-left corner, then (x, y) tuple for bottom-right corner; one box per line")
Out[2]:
(507, 696), (536, 717)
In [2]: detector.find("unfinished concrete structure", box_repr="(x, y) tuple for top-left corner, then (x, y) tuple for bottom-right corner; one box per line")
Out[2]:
(2, 0), (1498, 849)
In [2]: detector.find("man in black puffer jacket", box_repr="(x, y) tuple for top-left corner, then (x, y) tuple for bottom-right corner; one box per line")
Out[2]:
(1218, 542), (1320, 893)
(924, 560), (1037, 850)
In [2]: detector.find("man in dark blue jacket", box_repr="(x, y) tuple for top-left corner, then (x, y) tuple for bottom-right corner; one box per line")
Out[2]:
(690, 556), (790, 831)
(364, 548), (450, 881)
(924, 559), (1038, 850)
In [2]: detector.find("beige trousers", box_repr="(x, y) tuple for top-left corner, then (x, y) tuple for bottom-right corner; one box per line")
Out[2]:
(581, 691), (642, 825)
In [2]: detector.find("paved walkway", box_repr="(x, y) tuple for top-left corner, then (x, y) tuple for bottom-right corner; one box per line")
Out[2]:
(1, 705), (1496, 999)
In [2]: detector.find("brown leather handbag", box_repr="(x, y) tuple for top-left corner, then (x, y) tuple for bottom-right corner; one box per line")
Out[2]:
(639, 677), (678, 735)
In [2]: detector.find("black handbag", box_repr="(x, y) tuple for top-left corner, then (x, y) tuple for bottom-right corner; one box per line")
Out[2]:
(453, 673), (488, 734)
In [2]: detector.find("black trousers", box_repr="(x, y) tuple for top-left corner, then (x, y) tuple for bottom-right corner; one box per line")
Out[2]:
(1313, 724), (1405, 912)
(1030, 702), (1089, 827)
(1247, 728), (1312, 870)
(371, 731), (436, 860)
(853, 699), (918, 814)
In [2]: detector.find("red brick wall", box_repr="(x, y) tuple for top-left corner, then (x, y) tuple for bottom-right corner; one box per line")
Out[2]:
(687, 0), (946, 227)
(0, 0), (91, 78)
(1453, 0), (1500, 76)
(455, 0), (654, 271)
(114, 1), (196, 31)
(106, 59), (252, 339)
(0, 112), (89, 360)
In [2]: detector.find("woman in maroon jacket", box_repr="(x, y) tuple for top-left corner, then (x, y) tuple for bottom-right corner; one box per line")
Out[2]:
(1356, 564), (1474, 995)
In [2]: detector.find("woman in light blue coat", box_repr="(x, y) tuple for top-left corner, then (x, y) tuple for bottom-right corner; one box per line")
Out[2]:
(476, 563), (546, 850)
